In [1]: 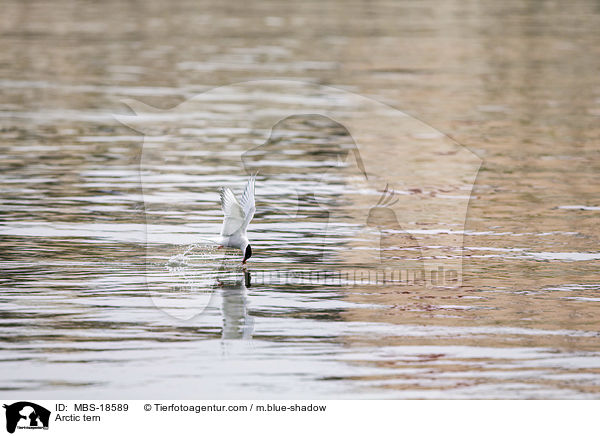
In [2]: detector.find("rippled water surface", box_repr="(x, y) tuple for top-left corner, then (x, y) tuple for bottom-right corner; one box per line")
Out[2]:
(2, 0), (600, 399)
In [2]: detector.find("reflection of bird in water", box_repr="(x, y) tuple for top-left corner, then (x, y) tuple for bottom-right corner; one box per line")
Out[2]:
(366, 185), (425, 273)
(219, 271), (254, 340)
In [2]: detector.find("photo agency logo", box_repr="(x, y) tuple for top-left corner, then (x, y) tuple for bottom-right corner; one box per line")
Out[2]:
(3, 402), (50, 434)
(116, 80), (481, 320)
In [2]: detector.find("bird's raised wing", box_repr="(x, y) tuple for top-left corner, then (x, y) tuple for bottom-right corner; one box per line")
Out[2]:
(220, 187), (244, 236)
(239, 174), (256, 230)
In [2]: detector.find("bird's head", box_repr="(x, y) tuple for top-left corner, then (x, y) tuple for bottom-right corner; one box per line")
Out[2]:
(242, 243), (252, 264)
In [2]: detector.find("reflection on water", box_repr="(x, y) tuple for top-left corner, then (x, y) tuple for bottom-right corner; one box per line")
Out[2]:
(1, 0), (600, 399)
(220, 271), (254, 340)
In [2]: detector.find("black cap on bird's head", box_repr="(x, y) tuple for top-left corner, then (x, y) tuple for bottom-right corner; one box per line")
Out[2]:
(242, 244), (252, 264)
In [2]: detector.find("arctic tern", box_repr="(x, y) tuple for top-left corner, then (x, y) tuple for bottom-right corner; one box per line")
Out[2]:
(218, 175), (256, 264)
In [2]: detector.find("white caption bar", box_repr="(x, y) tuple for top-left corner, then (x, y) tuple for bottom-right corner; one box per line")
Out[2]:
(0, 400), (595, 436)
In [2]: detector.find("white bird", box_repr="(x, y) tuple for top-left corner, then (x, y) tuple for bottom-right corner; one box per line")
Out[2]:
(218, 174), (256, 264)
